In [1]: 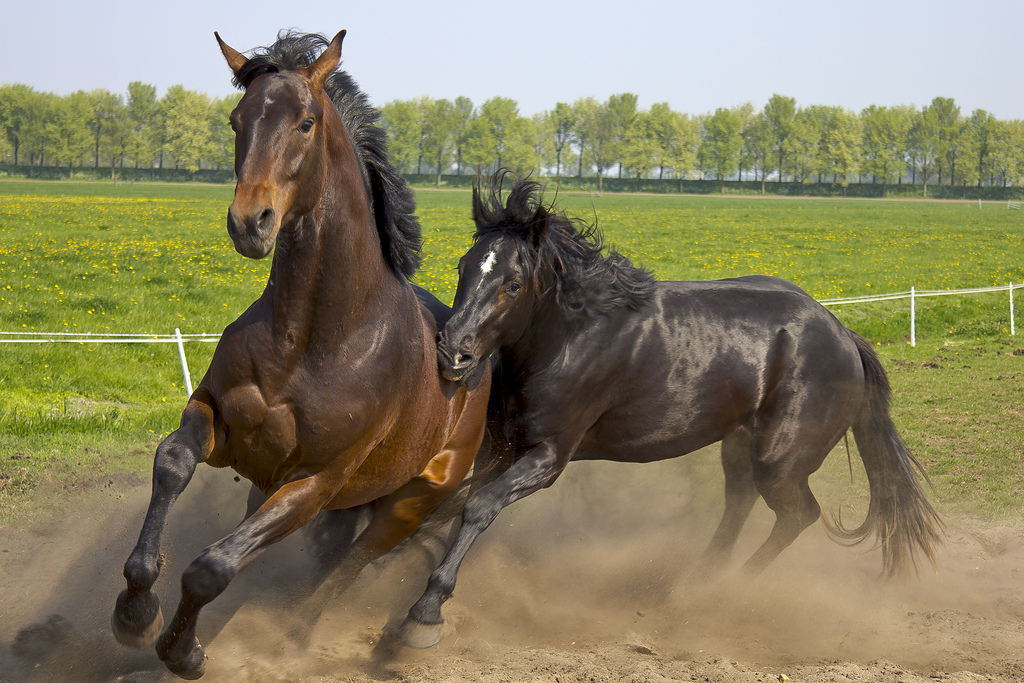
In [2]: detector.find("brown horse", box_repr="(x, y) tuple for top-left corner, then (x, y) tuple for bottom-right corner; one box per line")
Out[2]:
(111, 31), (490, 679)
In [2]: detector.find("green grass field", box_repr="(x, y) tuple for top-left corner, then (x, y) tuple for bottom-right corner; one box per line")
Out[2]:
(1, 180), (1022, 523)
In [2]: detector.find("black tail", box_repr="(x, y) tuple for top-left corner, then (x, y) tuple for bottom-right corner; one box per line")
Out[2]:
(822, 333), (944, 576)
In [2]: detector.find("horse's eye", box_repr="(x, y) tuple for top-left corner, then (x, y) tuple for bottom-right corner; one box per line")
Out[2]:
(507, 282), (522, 294)
(300, 118), (315, 133)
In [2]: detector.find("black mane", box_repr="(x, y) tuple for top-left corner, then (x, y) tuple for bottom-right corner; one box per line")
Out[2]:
(232, 31), (421, 279)
(474, 176), (656, 316)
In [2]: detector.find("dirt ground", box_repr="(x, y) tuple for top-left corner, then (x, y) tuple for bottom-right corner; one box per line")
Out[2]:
(1, 456), (1022, 683)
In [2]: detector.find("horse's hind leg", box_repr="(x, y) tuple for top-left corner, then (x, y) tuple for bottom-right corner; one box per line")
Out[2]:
(697, 430), (761, 575)
(741, 472), (822, 575)
(298, 393), (488, 631)
(305, 506), (372, 580)
(112, 398), (215, 650)
(739, 421), (843, 574)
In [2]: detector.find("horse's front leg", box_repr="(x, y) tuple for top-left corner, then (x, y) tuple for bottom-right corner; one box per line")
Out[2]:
(400, 442), (563, 648)
(154, 476), (328, 678)
(112, 397), (216, 650)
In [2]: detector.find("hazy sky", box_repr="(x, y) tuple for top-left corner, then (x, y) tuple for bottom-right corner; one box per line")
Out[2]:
(4, 0), (1023, 119)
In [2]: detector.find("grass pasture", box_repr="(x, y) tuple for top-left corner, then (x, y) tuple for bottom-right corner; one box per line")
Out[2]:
(0, 180), (1022, 523)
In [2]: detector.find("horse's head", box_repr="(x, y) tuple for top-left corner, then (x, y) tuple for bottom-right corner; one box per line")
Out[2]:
(437, 183), (552, 383)
(215, 30), (345, 259)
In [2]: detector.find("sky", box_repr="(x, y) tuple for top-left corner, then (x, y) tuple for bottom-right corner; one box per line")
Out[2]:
(4, 0), (1023, 120)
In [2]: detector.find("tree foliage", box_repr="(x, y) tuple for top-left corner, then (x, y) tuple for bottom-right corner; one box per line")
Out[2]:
(2, 80), (1024, 192)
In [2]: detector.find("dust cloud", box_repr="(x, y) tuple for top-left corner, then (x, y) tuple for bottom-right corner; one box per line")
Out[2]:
(1, 450), (1022, 682)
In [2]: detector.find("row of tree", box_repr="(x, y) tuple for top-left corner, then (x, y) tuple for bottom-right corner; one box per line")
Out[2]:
(381, 94), (1024, 196)
(2, 81), (1022, 196)
(0, 83), (239, 176)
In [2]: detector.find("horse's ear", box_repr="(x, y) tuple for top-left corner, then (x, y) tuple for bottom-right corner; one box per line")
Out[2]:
(527, 205), (551, 248)
(306, 30), (346, 91)
(471, 186), (483, 225)
(215, 32), (248, 80)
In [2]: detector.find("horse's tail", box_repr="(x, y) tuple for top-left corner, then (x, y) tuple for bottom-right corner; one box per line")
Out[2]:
(821, 333), (944, 576)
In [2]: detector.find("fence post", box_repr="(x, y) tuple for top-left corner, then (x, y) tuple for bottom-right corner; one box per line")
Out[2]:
(910, 287), (916, 347)
(175, 328), (194, 396)
(1012, 283), (1016, 336)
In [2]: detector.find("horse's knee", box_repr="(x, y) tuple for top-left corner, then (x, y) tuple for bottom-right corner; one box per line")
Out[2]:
(152, 435), (201, 494)
(181, 549), (236, 605)
(460, 490), (502, 529)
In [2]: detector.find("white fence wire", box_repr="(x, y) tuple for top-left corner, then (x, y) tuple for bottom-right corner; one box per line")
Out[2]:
(1, 283), (1020, 395)
(818, 282), (1020, 346)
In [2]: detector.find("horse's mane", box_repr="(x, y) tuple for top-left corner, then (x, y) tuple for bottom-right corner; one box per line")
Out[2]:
(474, 176), (656, 316)
(231, 31), (421, 279)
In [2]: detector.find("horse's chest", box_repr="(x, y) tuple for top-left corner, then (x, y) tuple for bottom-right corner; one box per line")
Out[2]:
(208, 364), (388, 480)
(209, 383), (299, 471)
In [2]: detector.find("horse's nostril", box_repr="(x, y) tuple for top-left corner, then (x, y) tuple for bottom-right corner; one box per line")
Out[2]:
(256, 208), (276, 234)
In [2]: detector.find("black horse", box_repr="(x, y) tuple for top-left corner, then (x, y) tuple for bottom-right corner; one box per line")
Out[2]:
(399, 176), (943, 648)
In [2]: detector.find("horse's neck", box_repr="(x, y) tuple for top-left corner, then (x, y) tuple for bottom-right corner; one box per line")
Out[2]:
(507, 295), (573, 375)
(263, 192), (398, 344)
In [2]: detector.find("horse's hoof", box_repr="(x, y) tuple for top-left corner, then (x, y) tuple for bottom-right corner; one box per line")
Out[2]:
(398, 617), (443, 649)
(162, 640), (207, 680)
(111, 590), (164, 648)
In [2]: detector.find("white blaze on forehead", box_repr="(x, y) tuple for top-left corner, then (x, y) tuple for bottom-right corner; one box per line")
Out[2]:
(480, 250), (498, 274)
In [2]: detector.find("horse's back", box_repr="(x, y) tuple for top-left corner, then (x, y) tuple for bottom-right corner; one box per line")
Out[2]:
(564, 275), (864, 462)
(656, 276), (861, 376)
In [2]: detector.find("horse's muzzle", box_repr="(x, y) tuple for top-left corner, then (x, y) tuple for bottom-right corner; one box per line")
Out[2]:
(227, 206), (277, 259)
(436, 341), (478, 383)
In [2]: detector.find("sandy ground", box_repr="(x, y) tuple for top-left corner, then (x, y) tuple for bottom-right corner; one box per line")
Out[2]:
(1, 455), (1022, 683)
